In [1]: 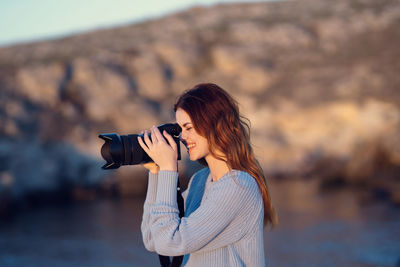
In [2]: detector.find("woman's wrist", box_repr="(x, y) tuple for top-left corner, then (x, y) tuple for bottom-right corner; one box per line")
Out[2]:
(159, 165), (177, 172)
(159, 161), (177, 172)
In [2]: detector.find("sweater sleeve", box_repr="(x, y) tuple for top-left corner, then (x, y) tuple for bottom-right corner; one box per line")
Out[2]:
(150, 170), (257, 256)
(141, 171), (158, 252)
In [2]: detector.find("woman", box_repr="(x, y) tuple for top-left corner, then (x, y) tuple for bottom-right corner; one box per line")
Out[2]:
(138, 83), (277, 267)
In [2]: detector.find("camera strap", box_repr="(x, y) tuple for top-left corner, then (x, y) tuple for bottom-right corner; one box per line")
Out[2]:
(158, 178), (185, 267)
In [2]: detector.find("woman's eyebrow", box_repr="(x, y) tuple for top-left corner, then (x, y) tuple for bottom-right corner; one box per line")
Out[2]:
(182, 122), (192, 127)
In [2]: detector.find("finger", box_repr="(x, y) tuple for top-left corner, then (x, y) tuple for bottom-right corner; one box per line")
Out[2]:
(150, 126), (159, 144)
(163, 131), (177, 151)
(137, 135), (150, 155)
(153, 126), (166, 143)
(143, 130), (153, 148)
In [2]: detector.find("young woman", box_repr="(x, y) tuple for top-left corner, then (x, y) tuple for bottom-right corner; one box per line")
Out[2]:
(138, 83), (277, 267)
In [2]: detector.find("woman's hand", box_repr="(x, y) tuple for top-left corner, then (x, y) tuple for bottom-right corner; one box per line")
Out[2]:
(138, 130), (160, 174)
(142, 162), (160, 174)
(137, 126), (178, 172)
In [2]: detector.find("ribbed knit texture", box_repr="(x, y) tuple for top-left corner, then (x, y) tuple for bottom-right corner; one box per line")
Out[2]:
(141, 168), (265, 267)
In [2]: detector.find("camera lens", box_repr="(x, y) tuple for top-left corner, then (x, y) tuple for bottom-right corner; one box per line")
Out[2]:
(99, 123), (182, 169)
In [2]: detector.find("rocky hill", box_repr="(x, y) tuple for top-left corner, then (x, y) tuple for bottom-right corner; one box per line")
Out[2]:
(0, 0), (399, 212)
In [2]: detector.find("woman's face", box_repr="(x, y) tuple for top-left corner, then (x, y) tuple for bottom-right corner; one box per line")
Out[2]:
(176, 108), (210, 161)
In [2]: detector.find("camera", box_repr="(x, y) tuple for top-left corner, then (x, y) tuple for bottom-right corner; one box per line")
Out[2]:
(99, 123), (182, 169)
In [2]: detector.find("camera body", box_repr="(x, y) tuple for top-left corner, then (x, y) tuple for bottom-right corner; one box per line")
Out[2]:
(99, 123), (182, 169)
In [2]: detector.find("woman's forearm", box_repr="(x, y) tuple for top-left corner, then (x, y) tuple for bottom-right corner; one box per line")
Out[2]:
(141, 171), (159, 251)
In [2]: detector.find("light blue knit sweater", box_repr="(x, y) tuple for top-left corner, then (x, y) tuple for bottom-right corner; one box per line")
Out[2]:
(141, 168), (265, 267)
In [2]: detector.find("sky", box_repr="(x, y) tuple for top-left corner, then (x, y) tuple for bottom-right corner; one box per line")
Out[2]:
(0, 0), (273, 47)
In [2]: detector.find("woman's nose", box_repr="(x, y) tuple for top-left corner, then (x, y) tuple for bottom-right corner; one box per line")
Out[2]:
(180, 131), (188, 141)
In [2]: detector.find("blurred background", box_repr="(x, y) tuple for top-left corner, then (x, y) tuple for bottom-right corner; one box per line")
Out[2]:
(0, 0), (400, 266)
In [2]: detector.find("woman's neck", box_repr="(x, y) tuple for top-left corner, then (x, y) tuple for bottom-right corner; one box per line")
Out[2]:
(205, 154), (230, 182)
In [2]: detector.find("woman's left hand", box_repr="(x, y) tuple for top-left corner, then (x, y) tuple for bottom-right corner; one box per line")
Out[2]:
(137, 126), (178, 172)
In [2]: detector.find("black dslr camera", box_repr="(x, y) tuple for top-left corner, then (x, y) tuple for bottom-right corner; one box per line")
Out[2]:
(99, 123), (182, 169)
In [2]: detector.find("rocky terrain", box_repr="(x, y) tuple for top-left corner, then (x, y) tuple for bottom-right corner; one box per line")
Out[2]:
(0, 0), (399, 214)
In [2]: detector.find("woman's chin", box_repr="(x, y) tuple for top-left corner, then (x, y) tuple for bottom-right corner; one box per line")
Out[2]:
(189, 153), (198, 161)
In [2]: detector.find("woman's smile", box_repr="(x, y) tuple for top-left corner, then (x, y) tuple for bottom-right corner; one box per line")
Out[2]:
(187, 142), (196, 153)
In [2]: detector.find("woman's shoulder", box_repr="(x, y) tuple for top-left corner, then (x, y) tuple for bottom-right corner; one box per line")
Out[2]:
(206, 170), (262, 206)
(216, 170), (259, 192)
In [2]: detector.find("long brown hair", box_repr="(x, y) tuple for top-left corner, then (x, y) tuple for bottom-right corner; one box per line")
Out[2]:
(174, 83), (278, 228)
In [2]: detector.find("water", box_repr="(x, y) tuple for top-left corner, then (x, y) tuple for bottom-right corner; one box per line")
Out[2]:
(264, 179), (400, 267)
(0, 179), (399, 267)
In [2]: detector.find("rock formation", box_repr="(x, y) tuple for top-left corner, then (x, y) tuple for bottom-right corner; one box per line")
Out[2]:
(0, 0), (399, 209)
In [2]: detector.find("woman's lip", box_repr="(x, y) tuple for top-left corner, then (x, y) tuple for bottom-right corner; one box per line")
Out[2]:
(184, 141), (195, 147)
(186, 142), (195, 153)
